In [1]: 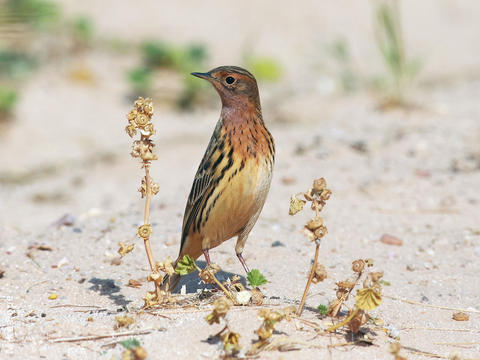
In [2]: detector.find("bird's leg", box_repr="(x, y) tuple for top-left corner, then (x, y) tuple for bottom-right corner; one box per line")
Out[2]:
(203, 248), (211, 267)
(236, 252), (250, 274)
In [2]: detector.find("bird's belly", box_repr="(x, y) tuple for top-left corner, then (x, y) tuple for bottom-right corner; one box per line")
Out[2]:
(202, 158), (272, 247)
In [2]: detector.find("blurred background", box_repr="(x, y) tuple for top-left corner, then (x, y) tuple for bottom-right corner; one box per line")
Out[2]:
(1, 0), (479, 232)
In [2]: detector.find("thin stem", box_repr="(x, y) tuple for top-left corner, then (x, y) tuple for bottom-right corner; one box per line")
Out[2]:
(296, 241), (320, 316)
(143, 161), (161, 298)
(327, 307), (359, 332)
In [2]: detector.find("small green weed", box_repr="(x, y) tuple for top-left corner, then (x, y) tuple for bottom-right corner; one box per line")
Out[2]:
(247, 269), (268, 287)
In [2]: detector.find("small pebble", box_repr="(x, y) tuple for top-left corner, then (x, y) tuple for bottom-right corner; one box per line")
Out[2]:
(271, 240), (285, 247)
(380, 234), (403, 246)
(452, 312), (469, 321)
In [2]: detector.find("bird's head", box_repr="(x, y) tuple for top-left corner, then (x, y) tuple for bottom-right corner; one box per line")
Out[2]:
(192, 66), (260, 109)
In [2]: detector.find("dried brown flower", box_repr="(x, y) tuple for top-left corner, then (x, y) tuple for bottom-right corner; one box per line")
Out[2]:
(306, 217), (323, 231)
(156, 257), (175, 276)
(206, 296), (233, 325)
(147, 272), (163, 284)
(250, 288), (264, 305)
(311, 264), (327, 284)
(312, 178), (327, 192)
(320, 188), (332, 201)
(352, 259), (366, 273)
(137, 224), (152, 239)
(138, 177), (159, 198)
(313, 225), (328, 239)
(336, 280), (356, 290)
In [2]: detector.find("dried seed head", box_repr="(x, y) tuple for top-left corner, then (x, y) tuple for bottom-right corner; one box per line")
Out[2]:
(206, 296), (233, 325)
(312, 264), (327, 284)
(363, 271), (384, 288)
(314, 225), (328, 239)
(320, 188), (332, 201)
(352, 259), (366, 273)
(126, 97), (156, 139)
(336, 280), (356, 290)
(313, 178), (327, 193)
(147, 272), (163, 284)
(156, 257), (175, 276)
(306, 217), (323, 231)
(336, 288), (349, 300)
(311, 200), (324, 212)
(138, 177), (160, 198)
(303, 189), (314, 201)
(135, 113), (149, 127)
(143, 98), (154, 116)
(370, 271), (384, 283)
(137, 224), (152, 239)
(250, 288), (264, 305)
(303, 227), (316, 241)
(199, 268), (216, 284)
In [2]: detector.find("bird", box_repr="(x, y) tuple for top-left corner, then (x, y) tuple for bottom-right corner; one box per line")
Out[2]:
(161, 65), (275, 292)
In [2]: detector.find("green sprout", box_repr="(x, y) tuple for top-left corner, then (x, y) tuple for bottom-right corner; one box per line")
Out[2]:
(247, 269), (268, 287)
(127, 67), (152, 95)
(317, 304), (328, 316)
(373, 0), (420, 105)
(4, 0), (59, 28)
(71, 16), (94, 45)
(174, 255), (198, 276)
(0, 86), (18, 117)
(120, 338), (141, 350)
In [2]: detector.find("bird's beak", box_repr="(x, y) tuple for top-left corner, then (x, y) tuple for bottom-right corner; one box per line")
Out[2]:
(191, 72), (214, 81)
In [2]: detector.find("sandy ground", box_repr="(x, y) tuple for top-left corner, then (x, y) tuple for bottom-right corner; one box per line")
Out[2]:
(1, 1), (480, 359)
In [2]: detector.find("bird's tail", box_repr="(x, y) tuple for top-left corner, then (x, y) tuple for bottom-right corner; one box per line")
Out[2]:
(160, 272), (182, 293)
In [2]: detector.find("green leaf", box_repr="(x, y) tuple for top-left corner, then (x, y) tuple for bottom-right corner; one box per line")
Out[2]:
(247, 269), (268, 287)
(0, 86), (18, 114)
(119, 338), (140, 350)
(317, 304), (328, 316)
(175, 255), (197, 276)
(379, 279), (391, 286)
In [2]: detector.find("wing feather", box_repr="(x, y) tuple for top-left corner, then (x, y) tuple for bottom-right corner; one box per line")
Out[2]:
(180, 120), (224, 251)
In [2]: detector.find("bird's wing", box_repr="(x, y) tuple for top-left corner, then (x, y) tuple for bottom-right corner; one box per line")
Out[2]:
(179, 120), (224, 252)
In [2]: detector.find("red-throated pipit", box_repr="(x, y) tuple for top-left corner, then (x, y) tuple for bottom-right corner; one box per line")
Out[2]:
(162, 66), (275, 291)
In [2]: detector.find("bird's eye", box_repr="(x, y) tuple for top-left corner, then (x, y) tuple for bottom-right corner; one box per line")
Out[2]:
(225, 76), (235, 85)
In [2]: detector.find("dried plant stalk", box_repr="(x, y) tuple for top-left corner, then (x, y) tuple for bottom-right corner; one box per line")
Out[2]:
(297, 240), (320, 316)
(125, 97), (161, 298)
(289, 178), (331, 316)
